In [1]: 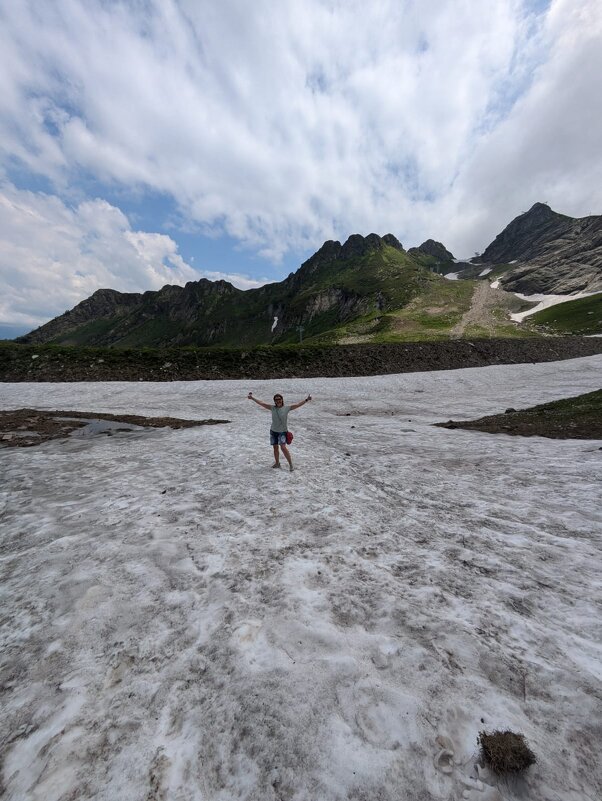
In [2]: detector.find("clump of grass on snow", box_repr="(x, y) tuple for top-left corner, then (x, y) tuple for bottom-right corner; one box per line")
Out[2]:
(478, 730), (536, 775)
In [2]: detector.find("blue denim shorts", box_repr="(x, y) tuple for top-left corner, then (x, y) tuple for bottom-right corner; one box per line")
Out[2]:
(270, 430), (287, 445)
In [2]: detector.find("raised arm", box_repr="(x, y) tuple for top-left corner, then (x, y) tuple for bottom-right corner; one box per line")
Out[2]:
(289, 394), (312, 411)
(247, 391), (271, 410)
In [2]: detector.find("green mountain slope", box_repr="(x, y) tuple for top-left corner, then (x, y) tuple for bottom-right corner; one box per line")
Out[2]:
(20, 235), (444, 348)
(307, 273), (476, 343)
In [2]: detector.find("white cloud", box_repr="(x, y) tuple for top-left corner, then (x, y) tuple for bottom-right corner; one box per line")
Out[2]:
(444, 0), (602, 255)
(0, 0), (600, 290)
(0, 183), (267, 327)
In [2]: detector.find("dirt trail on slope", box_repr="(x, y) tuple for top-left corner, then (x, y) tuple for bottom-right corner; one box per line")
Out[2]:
(451, 282), (512, 337)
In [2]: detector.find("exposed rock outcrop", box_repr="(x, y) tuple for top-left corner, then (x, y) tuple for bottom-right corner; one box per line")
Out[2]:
(452, 202), (602, 294)
(303, 287), (369, 322)
(499, 213), (602, 294)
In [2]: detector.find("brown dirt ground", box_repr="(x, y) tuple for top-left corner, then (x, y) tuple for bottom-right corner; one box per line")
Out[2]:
(435, 392), (602, 440)
(451, 282), (519, 337)
(0, 409), (229, 449)
(436, 413), (601, 439)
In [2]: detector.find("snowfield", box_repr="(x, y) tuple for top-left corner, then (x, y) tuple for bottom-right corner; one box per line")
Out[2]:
(1, 356), (601, 801)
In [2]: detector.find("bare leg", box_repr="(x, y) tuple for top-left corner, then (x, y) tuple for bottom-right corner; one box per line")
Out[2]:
(272, 444), (281, 467)
(280, 444), (293, 470)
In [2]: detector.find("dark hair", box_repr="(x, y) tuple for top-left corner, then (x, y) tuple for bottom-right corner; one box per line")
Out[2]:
(273, 394), (283, 401)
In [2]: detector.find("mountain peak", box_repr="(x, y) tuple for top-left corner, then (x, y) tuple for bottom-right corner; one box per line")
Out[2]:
(300, 232), (403, 275)
(340, 233), (382, 259)
(299, 239), (342, 274)
(339, 232), (403, 259)
(382, 233), (404, 250)
(479, 202), (572, 264)
(408, 239), (454, 262)
(518, 202), (561, 223)
(527, 202), (553, 213)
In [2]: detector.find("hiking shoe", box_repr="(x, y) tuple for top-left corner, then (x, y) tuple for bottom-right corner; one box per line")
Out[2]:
(272, 463), (281, 469)
(289, 464), (294, 472)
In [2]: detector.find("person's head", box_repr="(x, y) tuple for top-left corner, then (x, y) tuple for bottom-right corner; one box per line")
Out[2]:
(273, 394), (284, 406)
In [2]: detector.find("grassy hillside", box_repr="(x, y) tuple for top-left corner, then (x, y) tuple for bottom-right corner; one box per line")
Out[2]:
(334, 275), (475, 343)
(276, 243), (429, 344)
(305, 276), (541, 343)
(528, 293), (602, 335)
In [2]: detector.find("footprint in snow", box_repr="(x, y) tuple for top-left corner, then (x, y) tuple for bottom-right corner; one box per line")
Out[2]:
(434, 734), (455, 774)
(434, 734), (504, 800)
(462, 783), (503, 801)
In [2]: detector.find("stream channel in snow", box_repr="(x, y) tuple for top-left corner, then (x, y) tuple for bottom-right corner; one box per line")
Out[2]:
(1, 356), (601, 801)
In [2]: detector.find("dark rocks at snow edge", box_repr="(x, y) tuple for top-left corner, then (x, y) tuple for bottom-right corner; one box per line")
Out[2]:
(2, 338), (602, 382)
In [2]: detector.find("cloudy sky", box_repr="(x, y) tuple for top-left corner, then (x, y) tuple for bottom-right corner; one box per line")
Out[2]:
(1, 0), (601, 336)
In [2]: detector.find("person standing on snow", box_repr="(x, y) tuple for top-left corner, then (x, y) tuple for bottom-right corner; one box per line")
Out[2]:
(247, 391), (312, 471)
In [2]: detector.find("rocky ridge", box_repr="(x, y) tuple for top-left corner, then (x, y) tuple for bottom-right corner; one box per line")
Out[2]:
(16, 204), (602, 348)
(19, 232), (420, 347)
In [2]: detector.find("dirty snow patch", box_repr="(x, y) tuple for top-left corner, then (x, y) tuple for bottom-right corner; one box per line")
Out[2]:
(510, 291), (602, 322)
(1, 357), (602, 801)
